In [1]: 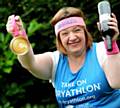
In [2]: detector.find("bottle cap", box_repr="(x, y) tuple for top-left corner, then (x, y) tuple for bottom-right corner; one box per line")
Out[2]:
(10, 36), (29, 55)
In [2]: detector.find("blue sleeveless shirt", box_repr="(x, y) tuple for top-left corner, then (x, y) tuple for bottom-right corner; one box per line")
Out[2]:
(54, 43), (120, 108)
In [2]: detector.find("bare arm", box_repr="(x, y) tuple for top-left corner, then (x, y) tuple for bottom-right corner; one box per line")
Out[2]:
(103, 53), (120, 89)
(18, 46), (53, 80)
(6, 15), (53, 80)
(101, 13), (120, 88)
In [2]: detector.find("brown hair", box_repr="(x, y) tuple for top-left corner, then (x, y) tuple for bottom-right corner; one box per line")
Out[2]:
(50, 7), (93, 54)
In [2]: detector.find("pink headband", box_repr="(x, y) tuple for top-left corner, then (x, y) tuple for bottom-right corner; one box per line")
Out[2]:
(54, 17), (86, 36)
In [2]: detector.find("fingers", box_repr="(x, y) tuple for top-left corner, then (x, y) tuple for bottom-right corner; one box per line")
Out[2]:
(6, 15), (15, 32)
(15, 16), (23, 28)
(97, 13), (119, 40)
(6, 15), (24, 36)
(108, 13), (119, 40)
(111, 13), (116, 19)
(97, 22), (101, 31)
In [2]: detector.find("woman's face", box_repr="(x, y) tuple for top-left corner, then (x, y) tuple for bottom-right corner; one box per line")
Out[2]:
(59, 25), (86, 56)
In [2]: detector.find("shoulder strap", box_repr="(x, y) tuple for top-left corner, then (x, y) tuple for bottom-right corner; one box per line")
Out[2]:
(96, 41), (107, 67)
(49, 51), (60, 87)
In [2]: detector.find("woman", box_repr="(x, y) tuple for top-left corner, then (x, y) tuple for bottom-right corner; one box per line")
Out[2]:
(6, 7), (120, 108)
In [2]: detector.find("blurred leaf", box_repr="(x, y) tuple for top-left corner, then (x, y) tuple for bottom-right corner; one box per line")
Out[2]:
(3, 67), (12, 74)
(27, 20), (43, 36)
(0, 32), (4, 42)
(6, 82), (25, 96)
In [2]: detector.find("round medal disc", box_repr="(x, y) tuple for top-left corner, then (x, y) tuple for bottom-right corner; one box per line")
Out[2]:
(10, 36), (29, 55)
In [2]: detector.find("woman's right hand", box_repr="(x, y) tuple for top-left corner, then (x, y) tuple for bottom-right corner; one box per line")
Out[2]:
(6, 15), (26, 37)
(6, 15), (30, 55)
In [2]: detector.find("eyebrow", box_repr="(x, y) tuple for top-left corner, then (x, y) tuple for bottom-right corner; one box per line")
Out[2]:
(61, 26), (80, 34)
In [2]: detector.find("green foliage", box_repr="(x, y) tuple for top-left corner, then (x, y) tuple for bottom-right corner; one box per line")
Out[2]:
(0, 80), (33, 103)
(28, 20), (42, 36)
(0, 33), (16, 74)
(0, 102), (14, 108)
(27, 19), (50, 37)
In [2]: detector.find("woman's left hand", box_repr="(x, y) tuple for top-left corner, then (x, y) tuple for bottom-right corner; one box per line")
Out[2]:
(108, 13), (119, 40)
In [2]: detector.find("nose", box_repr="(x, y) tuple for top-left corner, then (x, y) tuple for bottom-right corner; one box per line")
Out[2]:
(69, 32), (77, 40)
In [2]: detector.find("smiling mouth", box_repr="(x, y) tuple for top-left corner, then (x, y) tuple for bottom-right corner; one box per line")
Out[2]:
(68, 40), (81, 45)
(68, 42), (80, 47)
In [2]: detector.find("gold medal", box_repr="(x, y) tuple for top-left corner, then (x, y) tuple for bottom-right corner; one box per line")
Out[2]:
(10, 36), (29, 55)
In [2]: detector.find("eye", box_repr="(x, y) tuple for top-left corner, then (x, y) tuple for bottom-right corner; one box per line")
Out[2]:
(61, 32), (69, 37)
(74, 28), (82, 32)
